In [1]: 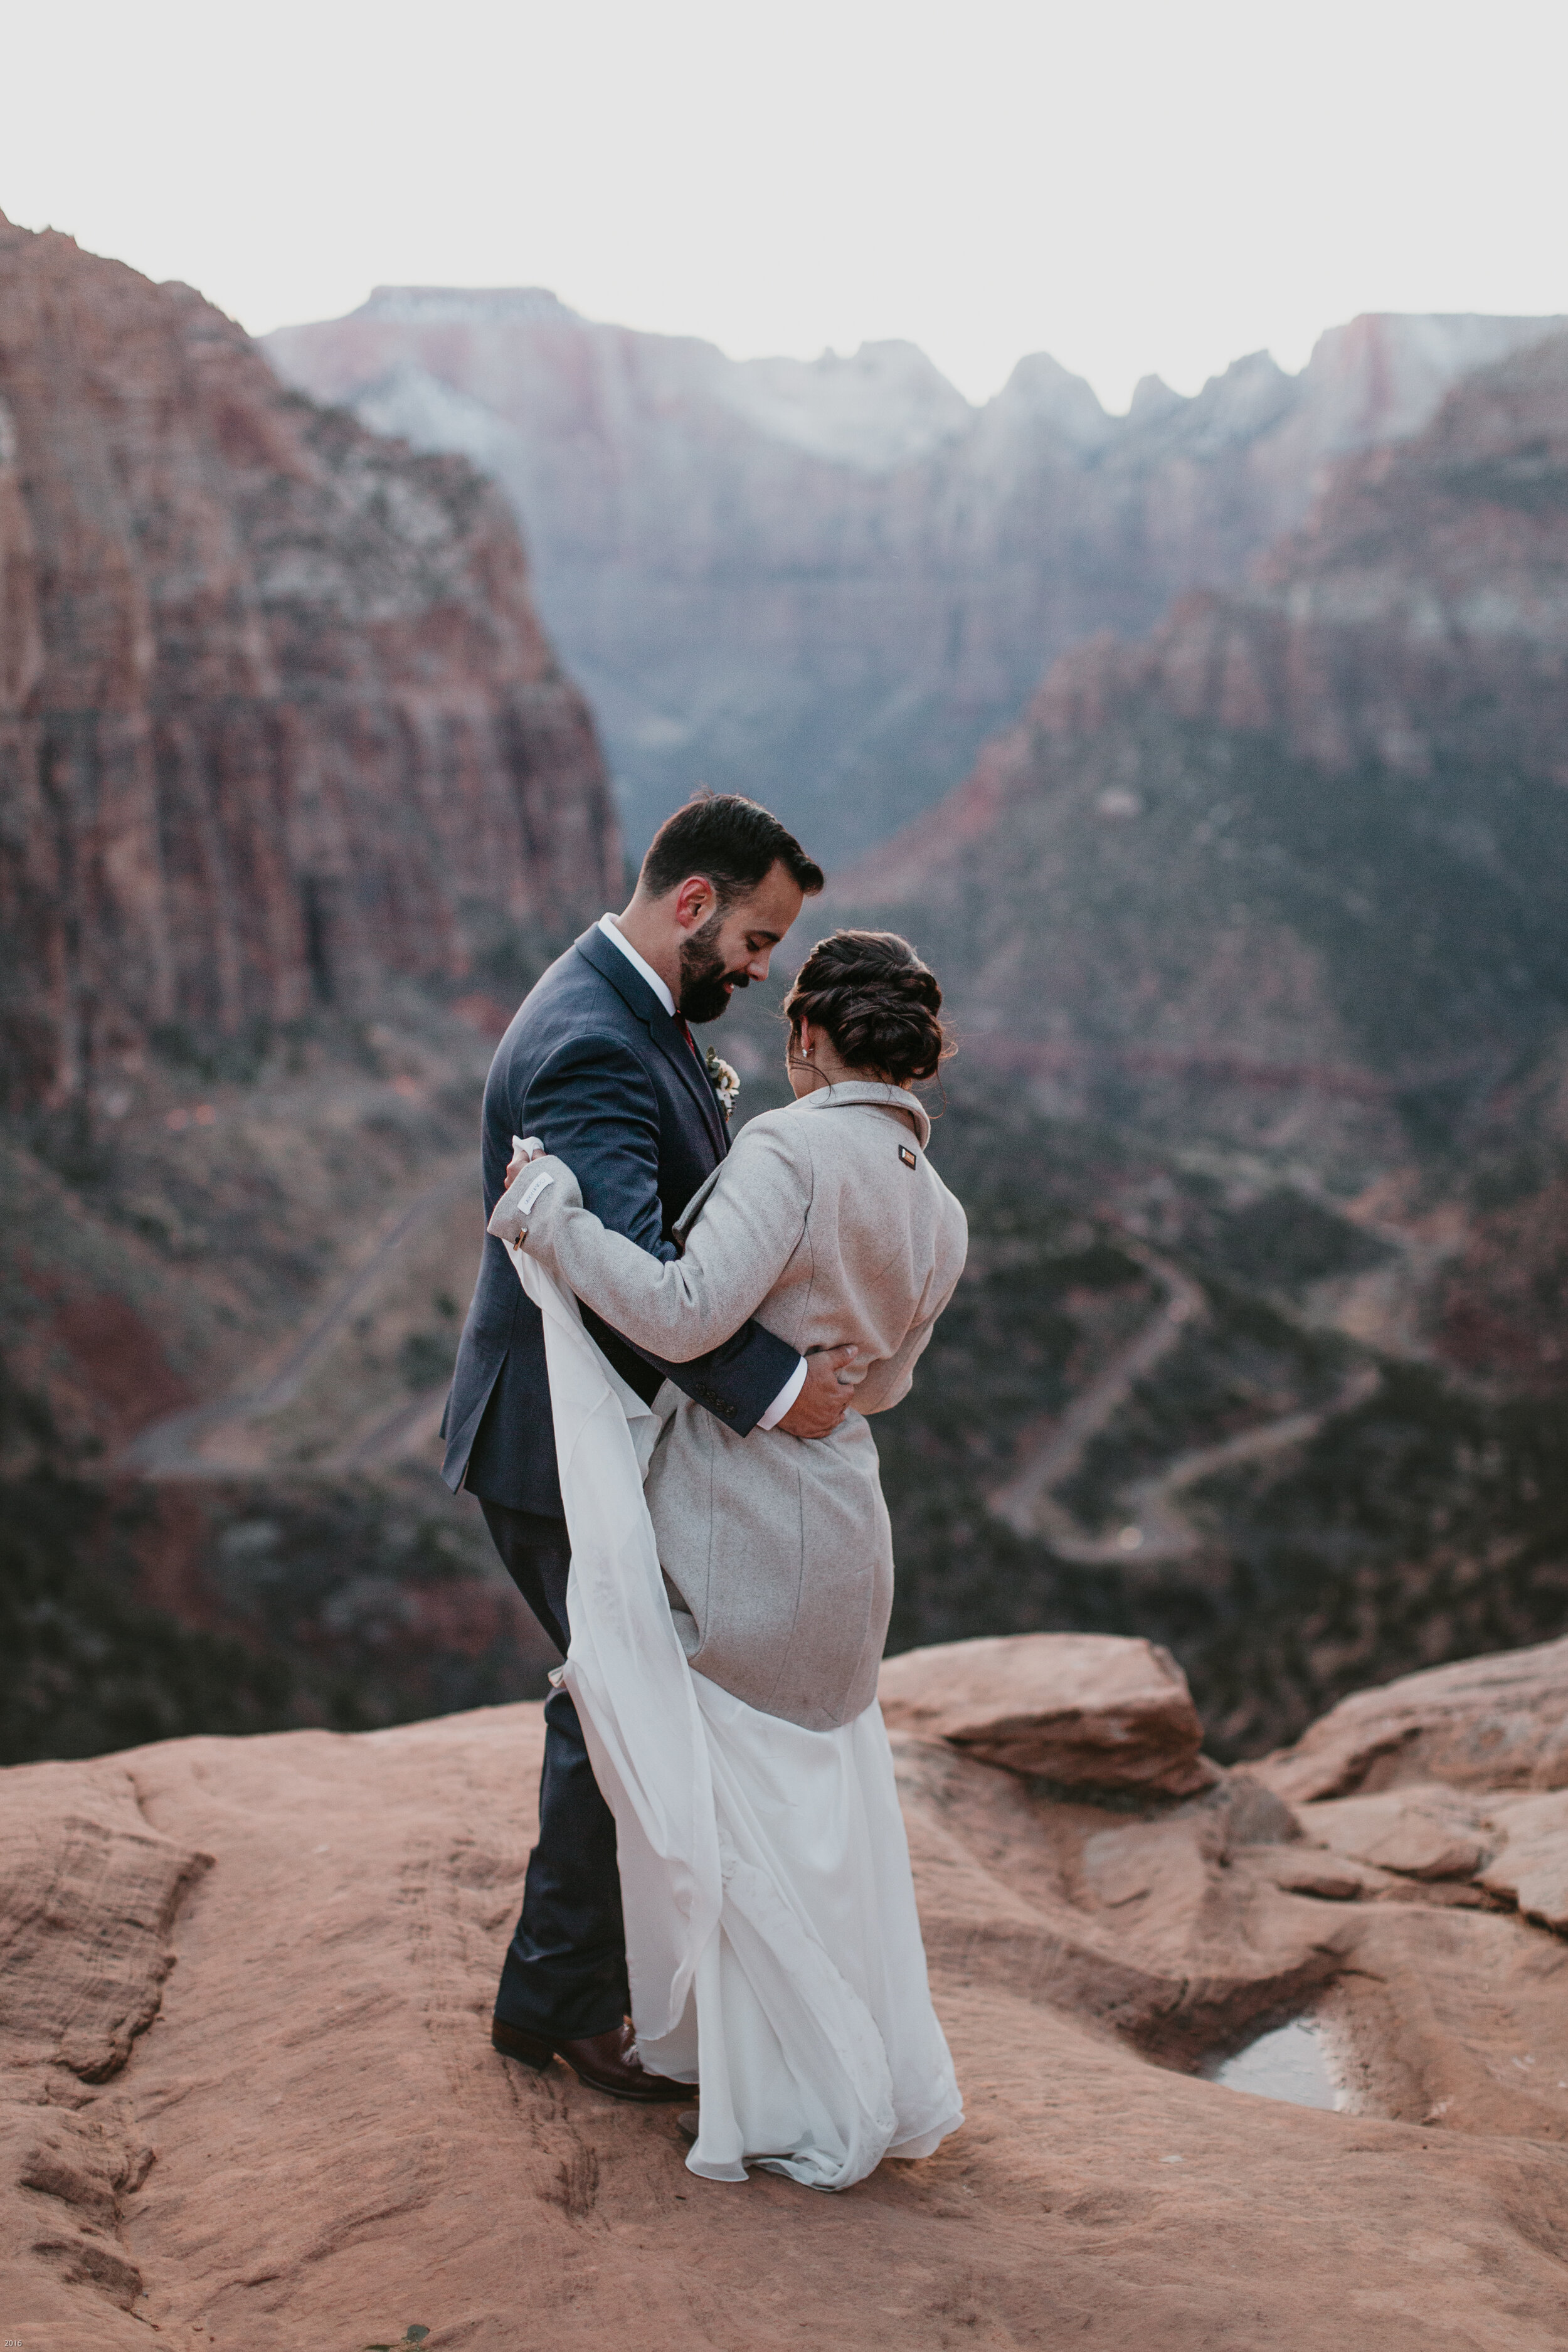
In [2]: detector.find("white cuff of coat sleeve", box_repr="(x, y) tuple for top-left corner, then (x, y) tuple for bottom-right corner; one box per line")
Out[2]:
(756, 1357), (807, 1431)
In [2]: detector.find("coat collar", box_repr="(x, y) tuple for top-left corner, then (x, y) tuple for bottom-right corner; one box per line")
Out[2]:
(788, 1079), (931, 1151)
(571, 926), (728, 1155)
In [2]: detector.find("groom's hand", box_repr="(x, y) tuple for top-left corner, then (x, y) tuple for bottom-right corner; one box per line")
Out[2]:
(777, 1345), (858, 1439)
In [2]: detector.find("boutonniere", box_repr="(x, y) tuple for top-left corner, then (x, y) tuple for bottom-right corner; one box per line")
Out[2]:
(704, 1047), (740, 1121)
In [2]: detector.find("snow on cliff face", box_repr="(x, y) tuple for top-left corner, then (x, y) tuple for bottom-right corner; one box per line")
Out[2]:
(265, 294), (1564, 862)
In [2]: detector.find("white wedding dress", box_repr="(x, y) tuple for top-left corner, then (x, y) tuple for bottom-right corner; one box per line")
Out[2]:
(509, 1245), (962, 2190)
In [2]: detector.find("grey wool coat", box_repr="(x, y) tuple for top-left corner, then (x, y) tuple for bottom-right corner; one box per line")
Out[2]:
(495, 1081), (968, 1730)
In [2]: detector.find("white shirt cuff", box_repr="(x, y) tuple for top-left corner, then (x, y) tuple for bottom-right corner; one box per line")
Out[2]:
(756, 1357), (807, 1431)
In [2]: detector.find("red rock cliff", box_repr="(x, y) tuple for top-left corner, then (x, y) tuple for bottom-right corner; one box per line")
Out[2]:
(0, 217), (620, 1110)
(265, 290), (1561, 861)
(835, 332), (1568, 1173)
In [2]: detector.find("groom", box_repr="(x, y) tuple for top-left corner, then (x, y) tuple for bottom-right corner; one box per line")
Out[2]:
(442, 791), (852, 2099)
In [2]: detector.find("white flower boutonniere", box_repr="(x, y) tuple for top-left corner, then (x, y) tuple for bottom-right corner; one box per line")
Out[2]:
(704, 1047), (740, 1121)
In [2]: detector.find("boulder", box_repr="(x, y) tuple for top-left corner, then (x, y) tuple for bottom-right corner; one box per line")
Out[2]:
(1254, 1634), (1568, 1802)
(1258, 1848), (1394, 1902)
(1296, 1785), (1493, 1882)
(1478, 1789), (1568, 1931)
(877, 1632), (1213, 1794)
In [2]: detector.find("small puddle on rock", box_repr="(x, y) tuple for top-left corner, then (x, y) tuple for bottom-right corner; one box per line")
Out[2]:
(1202, 2017), (1340, 2111)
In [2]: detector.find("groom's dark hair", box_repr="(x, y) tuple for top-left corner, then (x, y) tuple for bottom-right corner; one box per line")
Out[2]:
(640, 790), (824, 908)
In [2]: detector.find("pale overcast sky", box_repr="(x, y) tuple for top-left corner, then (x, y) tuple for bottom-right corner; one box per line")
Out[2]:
(3, 0), (1565, 412)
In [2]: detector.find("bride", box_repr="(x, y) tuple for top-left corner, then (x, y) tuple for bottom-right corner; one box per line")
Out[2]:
(489, 928), (967, 2189)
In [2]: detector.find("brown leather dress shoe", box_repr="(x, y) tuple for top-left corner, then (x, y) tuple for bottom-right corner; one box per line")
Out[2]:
(492, 2016), (693, 2104)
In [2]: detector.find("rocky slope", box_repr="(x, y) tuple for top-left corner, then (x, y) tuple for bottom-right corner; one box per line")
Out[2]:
(264, 293), (1561, 859)
(0, 216), (619, 1118)
(752, 337), (1568, 1738)
(837, 327), (1568, 1183)
(0, 971), (569, 1767)
(0, 219), (623, 1757)
(6, 1631), (1568, 2349)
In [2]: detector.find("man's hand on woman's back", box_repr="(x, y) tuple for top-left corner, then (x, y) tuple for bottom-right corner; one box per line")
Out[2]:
(514, 1125), (854, 1438)
(778, 1345), (858, 1439)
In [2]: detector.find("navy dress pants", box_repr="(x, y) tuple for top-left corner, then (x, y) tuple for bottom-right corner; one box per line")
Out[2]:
(479, 1498), (630, 2042)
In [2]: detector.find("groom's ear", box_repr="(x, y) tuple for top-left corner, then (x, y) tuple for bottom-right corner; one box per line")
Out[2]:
(670, 875), (718, 932)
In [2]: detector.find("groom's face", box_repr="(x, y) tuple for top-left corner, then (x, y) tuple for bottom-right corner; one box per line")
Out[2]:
(677, 861), (807, 1024)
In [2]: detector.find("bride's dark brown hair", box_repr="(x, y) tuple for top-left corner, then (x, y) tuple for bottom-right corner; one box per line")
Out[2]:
(781, 930), (949, 1085)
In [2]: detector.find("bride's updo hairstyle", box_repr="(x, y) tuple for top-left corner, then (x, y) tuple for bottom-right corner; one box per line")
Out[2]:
(781, 930), (949, 1085)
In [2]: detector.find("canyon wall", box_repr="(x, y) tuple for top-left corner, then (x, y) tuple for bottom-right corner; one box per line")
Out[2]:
(834, 328), (1568, 1178)
(0, 218), (619, 1113)
(265, 292), (1561, 859)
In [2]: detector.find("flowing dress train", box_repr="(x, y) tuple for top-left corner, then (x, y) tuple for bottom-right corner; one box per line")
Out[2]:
(510, 1244), (962, 2190)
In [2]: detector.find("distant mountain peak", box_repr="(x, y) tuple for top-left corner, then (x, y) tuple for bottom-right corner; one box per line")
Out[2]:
(992, 351), (1111, 450)
(356, 285), (581, 325)
(834, 324), (1568, 1170)
(718, 338), (972, 471)
(1127, 374), (1183, 425)
(264, 295), (1568, 861)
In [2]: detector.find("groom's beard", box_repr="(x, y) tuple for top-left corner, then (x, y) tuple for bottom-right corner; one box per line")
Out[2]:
(678, 914), (751, 1025)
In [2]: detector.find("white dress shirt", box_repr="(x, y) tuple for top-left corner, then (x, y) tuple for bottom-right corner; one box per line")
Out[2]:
(597, 914), (806, 1431)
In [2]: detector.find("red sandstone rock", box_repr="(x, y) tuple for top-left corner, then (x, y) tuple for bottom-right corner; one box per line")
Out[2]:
(1294, 1784), (1493, 1880)
(0, 216), (619, 1112)
(1257, 1846), (1395, 1901)
(1478, 1790), (1568, 1930)
(877, 1631), (1212, 1793)
(9, 1640), (1568, 2346)
(1256, 1635), (1568, 1802)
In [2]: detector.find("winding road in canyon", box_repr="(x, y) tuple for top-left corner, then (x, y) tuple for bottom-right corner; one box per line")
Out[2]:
(127, 1175), (1384, 1549)
(988, 1238), (1381, 1565)
(120, 1167), (470, 1479)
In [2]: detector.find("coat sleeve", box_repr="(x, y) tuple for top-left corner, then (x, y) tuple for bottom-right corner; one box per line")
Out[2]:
(851, 1315), (940, 1416)
(519, 1031), (677, 1260)
(515, 1038), (802, 1423)
(849, 1189), (968, 1416)
(497, 1120), (810, 1363)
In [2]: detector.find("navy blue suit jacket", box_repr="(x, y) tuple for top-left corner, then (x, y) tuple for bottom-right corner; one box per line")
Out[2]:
(441, 924), (800, 1516)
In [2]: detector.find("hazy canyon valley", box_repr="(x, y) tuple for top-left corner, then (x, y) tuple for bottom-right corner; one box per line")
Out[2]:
(5, 193), (1568, 2346)
(0, 208), (1564, 1806)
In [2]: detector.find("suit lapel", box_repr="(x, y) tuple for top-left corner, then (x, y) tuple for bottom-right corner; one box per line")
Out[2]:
(573, 930), (728, 1158)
